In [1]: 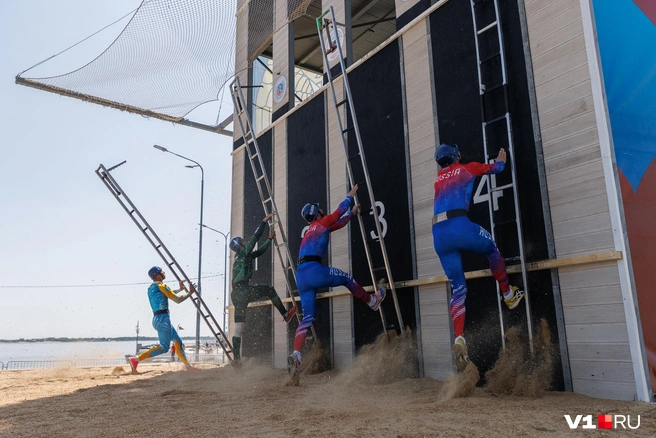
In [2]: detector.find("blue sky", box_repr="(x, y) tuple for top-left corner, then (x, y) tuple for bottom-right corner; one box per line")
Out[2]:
(0, 1), (235, 339)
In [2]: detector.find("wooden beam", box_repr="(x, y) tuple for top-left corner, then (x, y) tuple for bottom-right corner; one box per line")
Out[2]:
(228, 250), (623, 308)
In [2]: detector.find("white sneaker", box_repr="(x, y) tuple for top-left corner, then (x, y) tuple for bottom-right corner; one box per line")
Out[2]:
(287, 352), (301, 377)
(370, 282), (387, 312)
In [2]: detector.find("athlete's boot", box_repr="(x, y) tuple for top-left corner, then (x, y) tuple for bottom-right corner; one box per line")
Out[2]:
(453, 336), (469, 372)
(504, 285), (525, 310)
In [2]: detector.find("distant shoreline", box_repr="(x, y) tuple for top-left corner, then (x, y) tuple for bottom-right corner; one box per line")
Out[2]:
(0, 337), (217, 343)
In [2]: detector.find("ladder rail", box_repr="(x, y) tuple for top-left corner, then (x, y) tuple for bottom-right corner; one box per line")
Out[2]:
(95, 164), (235, 361)
(471, 0), (533, 353)
(230, 77), (319, 343)
(318, 6), (404, 332)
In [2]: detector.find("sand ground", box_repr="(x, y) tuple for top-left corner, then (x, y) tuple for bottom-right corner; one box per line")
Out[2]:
(1, 335), (655, 438)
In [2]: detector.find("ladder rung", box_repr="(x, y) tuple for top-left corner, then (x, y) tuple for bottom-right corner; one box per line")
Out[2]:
(290, 289), (298, 295)
(156, 245), (161, 249)
(342, 126), (355, 135)
(129, 210), (135, 214)
(490, 183), (513, 193)
(482, 83), (504, 95)
(263, 197), (272, 204)
(372, 267), (387, 272)
(256, 175), (266, 182)
(142, 227), (149, 231)
(480, 52), (501, 64)
(477, 21), (498, 35)
(250, 152), (259, 160)
(336, 98), (348, 107)
(348, 153), (361, 161)
(168, 262), (175, 266)
(493, 218), (517, 227)
(283, 265), (294, 271)
(504, 256), (522, 263)
(483, 114), (508, 126)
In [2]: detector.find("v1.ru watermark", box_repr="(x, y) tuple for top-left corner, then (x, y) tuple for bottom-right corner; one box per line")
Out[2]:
(564, 414), (640, 429)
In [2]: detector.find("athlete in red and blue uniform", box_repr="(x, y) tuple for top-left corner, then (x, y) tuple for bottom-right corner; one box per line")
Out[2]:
(432, 143), (524, 371)
(127, 266), (198, 372)
(288, 184), (386, 382)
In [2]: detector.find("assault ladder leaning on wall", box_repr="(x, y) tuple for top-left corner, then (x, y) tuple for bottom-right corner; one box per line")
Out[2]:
(230, 79), (316, 344)
(470, 0), (533, 352)
(316, 6), (405, 335)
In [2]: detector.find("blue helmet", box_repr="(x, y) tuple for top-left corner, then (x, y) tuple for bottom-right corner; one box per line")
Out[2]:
(148, 266), (163, 280)
(435, 143), (459, 167)
(229, 237), (244, 252)
(301, 203), (320, 223)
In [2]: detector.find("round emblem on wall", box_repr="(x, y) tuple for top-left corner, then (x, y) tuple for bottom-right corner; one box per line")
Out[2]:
(326, 28), (345, 62)
(273, 75), (287, 104)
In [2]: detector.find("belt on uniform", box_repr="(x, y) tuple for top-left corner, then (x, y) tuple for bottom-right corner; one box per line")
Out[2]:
(298, 255), (321, 265)
(153, 309), (170, 316)
(432, 209), (468, 225)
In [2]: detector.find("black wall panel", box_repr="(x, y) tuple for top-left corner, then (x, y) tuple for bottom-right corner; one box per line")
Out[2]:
(396, 0), (431, 30)
(287, 93), (331, 358)
(241, 129), (273, 361)
(430, 0), (563, 388)
(347, 42), (417, 349)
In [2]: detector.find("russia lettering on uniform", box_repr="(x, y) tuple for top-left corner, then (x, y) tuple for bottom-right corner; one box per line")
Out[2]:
(437, 168), (461, 181)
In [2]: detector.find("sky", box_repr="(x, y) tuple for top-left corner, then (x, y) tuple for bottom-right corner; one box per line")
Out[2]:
(0, 1), (235, 340)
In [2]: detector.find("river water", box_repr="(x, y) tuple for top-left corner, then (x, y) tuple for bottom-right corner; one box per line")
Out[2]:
(0, 339), (219, 363)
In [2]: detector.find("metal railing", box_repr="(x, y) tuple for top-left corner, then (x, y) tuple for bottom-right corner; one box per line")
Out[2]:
(1, 354), (227, 371)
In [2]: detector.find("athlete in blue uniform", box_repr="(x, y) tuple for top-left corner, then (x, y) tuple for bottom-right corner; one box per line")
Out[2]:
(127, 266), (198, 372)
(288, 184), (386, 381)
(432, 143), (524, 371)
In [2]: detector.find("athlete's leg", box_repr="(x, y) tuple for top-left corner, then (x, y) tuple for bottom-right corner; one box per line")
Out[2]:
(170, 325), (192, 367)
(230, 286), (248, 361)
(135, 314), (172, 364)
(322, 266), (374, 306)
(458, 220), (510, 294)
(439, 251), (467, 339)
(251, 284), (289, 317)
(293, 288), (316, 353)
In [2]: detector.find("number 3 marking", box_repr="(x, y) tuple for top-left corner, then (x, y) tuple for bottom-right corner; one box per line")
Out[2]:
(369, 201), (388, 241)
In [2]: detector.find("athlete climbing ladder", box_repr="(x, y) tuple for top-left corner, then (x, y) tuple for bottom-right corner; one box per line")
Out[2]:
(95, 161), (236, 363)
(317, 6), (405, 334)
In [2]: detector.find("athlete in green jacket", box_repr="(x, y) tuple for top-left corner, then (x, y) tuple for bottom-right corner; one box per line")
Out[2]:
(229, 213), (296, 364)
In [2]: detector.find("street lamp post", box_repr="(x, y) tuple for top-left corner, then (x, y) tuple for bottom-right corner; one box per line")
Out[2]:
(153, 145), (204, 356)
(201, 224), (230, 331)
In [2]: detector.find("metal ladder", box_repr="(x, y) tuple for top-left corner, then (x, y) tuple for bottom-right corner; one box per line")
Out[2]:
(470, 0), (533, 352)
(316, 6), (404, 333)
(95, 162), (236, 362)
(230, 77), (317, 344)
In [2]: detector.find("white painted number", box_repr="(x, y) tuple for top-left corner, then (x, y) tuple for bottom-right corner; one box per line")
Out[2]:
(369, 201), (388, 241)
(473, 161), (503, 211)
(301, 225), (309, 238)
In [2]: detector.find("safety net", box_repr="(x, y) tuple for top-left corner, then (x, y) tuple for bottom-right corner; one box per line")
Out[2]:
(16, 0), (315, 130)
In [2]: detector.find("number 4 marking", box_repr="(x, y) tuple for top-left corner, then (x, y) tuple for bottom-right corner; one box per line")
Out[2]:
(473, 171), (503, 211)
